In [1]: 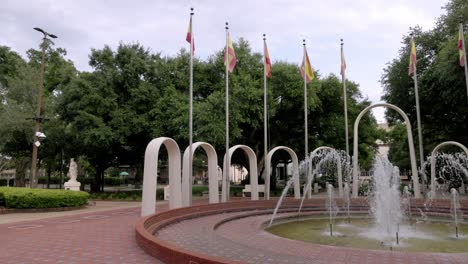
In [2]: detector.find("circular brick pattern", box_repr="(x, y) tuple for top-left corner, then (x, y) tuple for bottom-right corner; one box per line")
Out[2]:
(136, 198), (468, 264)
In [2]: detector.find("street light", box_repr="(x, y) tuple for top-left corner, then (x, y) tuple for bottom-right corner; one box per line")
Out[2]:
(29, 27), (57, 188)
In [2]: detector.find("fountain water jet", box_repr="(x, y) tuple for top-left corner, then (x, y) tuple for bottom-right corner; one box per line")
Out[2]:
(369, 156), (402, 241)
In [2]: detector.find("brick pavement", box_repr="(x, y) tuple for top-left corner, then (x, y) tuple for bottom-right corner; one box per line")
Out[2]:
(0, 202), (166, 264)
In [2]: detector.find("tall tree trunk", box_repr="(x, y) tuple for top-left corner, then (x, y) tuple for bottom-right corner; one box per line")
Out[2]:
(14, 157), (29, 187)
(46, 165), (52, 189)
(92, 167), (103, 192)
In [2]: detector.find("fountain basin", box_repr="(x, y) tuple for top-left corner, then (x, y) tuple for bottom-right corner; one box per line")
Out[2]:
(267, 217), (468, 253)
(136, 198), (468, 263)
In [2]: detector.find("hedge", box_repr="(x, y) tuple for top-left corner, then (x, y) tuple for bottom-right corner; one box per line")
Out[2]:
(0, 187), (89, 209)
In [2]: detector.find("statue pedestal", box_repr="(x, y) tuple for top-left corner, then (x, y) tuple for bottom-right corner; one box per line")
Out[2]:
(64, 180), (81, 191)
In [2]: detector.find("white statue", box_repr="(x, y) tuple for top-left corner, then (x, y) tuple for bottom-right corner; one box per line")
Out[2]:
(68, 158), (78, 181)
(64, 158), (81, 191)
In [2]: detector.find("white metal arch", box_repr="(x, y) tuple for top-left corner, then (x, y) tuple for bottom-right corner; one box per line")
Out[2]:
(141, 137), (182, 217)
(264, 146), (301, 200)
(221, 145), (258, 202)
(352, 103), (421, 198)
(182, 142), (219, 206)
(306, 146), (343, 198)
(430, 141), (468, 195)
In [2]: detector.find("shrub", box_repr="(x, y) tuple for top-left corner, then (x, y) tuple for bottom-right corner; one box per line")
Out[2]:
(0, 187), (89, 209)
(104, 177), (122, 186)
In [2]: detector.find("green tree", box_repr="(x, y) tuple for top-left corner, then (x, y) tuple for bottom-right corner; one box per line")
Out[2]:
(382, 0), (468, 170)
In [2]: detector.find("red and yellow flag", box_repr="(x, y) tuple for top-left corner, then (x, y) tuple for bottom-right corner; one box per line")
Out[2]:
(301, 48), (314, 83)
(458, 25), (465, 67)
(186, 17), (195, 53)
(224, 33), (236, 73)
(408, 38), (417, 76)
(340, 48), (346, 76)
(264, 41), (272, 78)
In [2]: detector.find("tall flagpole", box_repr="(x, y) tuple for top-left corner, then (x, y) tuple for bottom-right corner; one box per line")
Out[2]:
(460, 18), (468, 103)
(224, 22), (230, 202)
(303, 40), (308, 160)
(410, 33), (425, 170)
(263, 34), (268, 179)
(303, 39), (310, 198)
(188, 8), (194, 204)
(341, 39), (349, 156)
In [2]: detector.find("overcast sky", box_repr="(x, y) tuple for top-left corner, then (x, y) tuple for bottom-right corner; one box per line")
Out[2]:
(1, 0), (449, 122)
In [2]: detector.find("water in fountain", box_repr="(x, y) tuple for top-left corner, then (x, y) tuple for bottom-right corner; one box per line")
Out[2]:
(368, 156), (402, 241)
(343, 183), (351, 223)
(326, 183), (338, 236)
(401, 186), (412, 223)
(450, 188), (463, 238)
(268, 176), (295, 227)
(298, 150), (343, 214)
(427, 152), (468, 198)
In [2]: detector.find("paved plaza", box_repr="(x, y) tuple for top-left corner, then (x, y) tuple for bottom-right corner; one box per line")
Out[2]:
(2, 198), (468, 264)
(0, 201), (163, 264)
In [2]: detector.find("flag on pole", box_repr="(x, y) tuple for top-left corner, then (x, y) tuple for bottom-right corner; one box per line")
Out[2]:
(301, 48), (314, 83)
(224, 33), (236, 73)
(264, 40), (272, 77)
(408, 38), (417, 76)
(186, 16), (195, 53)
(459, 25), (465, 67)
(340, 46), (346, 76)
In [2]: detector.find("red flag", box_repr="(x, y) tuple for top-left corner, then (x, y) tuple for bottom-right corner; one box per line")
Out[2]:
(224, 33), (236, 73)
(264, 40), (272, 78)
(186, 17), (195, 53)
(459, 25), (465, 67)
(301, 48), (314, 83)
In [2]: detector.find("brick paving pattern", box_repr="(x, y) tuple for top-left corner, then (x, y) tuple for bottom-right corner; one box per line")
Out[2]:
(0, 205), (164, 264)
(1, 198), (468, 264)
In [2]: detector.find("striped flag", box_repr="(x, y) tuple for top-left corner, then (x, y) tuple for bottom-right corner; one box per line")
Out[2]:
(186, 16), (195, 53)
(459, 25), (465, 67)
(340, 46), (346, 76)
(408, 38), (417, 76)
(224, 33), (236, 73)
(264, 40), (272, 77)
(301, 48), (314, 83)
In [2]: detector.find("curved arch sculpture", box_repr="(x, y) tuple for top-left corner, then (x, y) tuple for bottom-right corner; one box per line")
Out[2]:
(221, 145), (258, 202)
(305, 146), (343, 198)
(430, 141), (468, 196)
(182, 142), (219, 206)
(264, 146), (301, 200)
(141, 137), (182, 217)
(352, 103), (421, 198)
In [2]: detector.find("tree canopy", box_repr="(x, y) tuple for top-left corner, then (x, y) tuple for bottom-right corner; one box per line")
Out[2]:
(382, 0), (468, 169)
(1, 38), (380, 191)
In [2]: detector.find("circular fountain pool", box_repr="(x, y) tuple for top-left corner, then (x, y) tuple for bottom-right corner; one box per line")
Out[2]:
(267, 217), (468, 253)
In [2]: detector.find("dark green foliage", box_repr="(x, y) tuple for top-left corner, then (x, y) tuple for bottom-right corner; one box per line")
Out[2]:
(382, 0), (468, 169)
(0, 187), (89, 209)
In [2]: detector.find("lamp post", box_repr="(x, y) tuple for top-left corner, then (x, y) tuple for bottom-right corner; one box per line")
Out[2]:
(29, 27), (57, 188)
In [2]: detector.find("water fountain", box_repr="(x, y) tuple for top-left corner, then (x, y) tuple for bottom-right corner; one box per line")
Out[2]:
(138, 137), (468, 264)
(268, 176), (295, 227)
(369, 156), (402, 242)
(451, 188), (463, 238)
(402, 186), (412, 223)
(326, 183), (338, 236)
(343, 183), (351, 223)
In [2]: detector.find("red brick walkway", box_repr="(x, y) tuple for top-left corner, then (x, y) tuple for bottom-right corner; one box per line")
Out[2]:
(0, 204), (166, 264)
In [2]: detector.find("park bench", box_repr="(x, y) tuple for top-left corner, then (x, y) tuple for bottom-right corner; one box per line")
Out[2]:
(242, 184), (265, 197)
